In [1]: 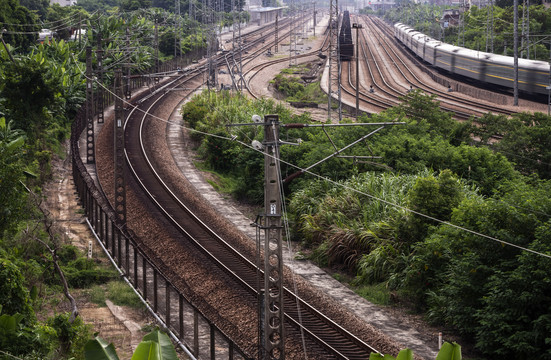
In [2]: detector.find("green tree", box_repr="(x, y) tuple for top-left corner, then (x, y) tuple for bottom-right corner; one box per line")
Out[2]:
(0, 58), (59, 139)
(45, 5), (89, 40)
(120, 0), (152, 11)
(0, 117), (26, 235)
(407, 176), (551, 347)
(475, 235), (551, 359)
(400, 170), (463, 243)
(0, 0), (40, 49)
(19, 0), (49, 18)
(473, 112), (551, 179)
(74, 0), (118, 12)
(0, 257), (35, 323)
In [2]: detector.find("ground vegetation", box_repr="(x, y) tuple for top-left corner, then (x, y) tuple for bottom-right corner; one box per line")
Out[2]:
(183, 88), (551, 359)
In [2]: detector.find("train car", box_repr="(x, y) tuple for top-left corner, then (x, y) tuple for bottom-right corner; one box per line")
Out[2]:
(394, 23), (550, 95)
(339, 10), (354, 61)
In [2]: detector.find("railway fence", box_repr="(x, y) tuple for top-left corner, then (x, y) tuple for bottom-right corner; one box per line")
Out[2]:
(71, 90), (253, 359)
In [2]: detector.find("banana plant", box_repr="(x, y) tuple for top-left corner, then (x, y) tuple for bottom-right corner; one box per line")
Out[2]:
(370, 342), (461, 360)
(84, 329), (179, 360)
(370, 348), (413, 360)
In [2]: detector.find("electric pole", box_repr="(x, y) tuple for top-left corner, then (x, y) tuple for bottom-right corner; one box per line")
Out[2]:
(353, 23), (362, 117)
(125, 27), (131, 100)
(514, 0), (519, 106)
(96, 32), (104, 124)
(175, 0), (181, 65)
(228, 116), (406, 359)
(114, 69), (127, 226)
(275, 13), (279, 53)
(228, 115), (286, 360)
(261, 114), (285, 360)
(86, 46), (95, 164)
(328, 0), (342, 122)
(155, 18), (159, 81)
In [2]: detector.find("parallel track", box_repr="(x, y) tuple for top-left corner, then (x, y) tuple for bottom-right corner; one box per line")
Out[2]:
(119, 21), (382, 360)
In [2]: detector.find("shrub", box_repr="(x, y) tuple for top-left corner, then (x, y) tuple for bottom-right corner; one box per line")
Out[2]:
(0, 257), (35, 323)
(48, 313), (91, 359)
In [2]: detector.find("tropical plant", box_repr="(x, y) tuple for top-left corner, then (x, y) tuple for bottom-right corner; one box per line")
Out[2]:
(0, 117), (26, 234)
(0, 305), (57, 359)
(369, 342), (461, 360)
(84, 329), (178, 360)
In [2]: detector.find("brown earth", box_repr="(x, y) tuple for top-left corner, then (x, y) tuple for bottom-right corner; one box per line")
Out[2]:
(41, 145), (189, 359)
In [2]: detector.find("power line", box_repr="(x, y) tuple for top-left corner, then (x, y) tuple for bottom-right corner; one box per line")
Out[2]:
(83, 73), (551, 260)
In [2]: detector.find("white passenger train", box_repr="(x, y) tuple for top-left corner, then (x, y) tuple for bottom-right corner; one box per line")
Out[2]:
(394, 22), (550, 95)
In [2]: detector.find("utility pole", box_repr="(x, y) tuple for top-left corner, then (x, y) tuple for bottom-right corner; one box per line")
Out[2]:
(261, 114), (285, 360)
(125, 27), (131, 100)
(175, 0), (181, 65)
(86, 46), (95, 164)
(289, 1), (295, 66)
(229, 116), (405, 359)
(313, 2), (316, 37)
(96, 33), (104, 124)
(114, 69), (127, 226)
(155, 18), (159, 80)
(521, 0), (525, 58)
(275, 14), (279, 53)
(206, 0), (216, 89)
(490, 0), (494, 53)
(328, 0), (342, 122)
(526, 0), (530, 59)
(228, 115), (286, 360)
(238, 8), (243, 91)
(547, 41), (551, 116)
(514, 0), (519, 106)
(79, 14), (82, 47)
(353, 23), (362, 117)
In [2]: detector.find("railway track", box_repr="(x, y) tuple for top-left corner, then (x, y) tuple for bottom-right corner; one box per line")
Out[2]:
(366, 16), (520, 117)
(89, 12), (545, 360)
(339, 14), (501, 120)
(103, 18), (389, 360)
(123, 64), (382, 360)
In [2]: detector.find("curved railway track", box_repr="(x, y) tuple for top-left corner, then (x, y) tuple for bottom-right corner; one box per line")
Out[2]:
(366, 16), (520, 117)
(101, 18), (392, 360)
(95, 11), (541, 359)
(335, 14), (523, 120)
(122, 63), (382, 360)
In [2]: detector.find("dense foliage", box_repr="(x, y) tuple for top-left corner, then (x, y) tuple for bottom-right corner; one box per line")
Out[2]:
(271, 64), (326, 103)
(0, 0), (40, 49)
(183, 88), (551, 359)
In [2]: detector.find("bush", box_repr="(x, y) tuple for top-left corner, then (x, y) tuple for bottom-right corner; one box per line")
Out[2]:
(48, 313), (91, 359)
(0, 257), (35, 323)
(57, 244), (79, 263)
(272, 74), (305, 99)
(62, 267), (117, 288)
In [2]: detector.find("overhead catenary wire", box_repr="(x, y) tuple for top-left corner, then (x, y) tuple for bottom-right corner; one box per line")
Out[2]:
(270, 123), (310, 359)
(68, 20), (551, 263)
(84, 69), (551, 261)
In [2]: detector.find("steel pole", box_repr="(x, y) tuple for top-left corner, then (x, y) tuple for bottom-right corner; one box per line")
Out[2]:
(353, 23), (362, 117)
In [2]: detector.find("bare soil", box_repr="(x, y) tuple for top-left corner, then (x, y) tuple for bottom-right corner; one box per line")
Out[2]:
(41, 144), (178, 359)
